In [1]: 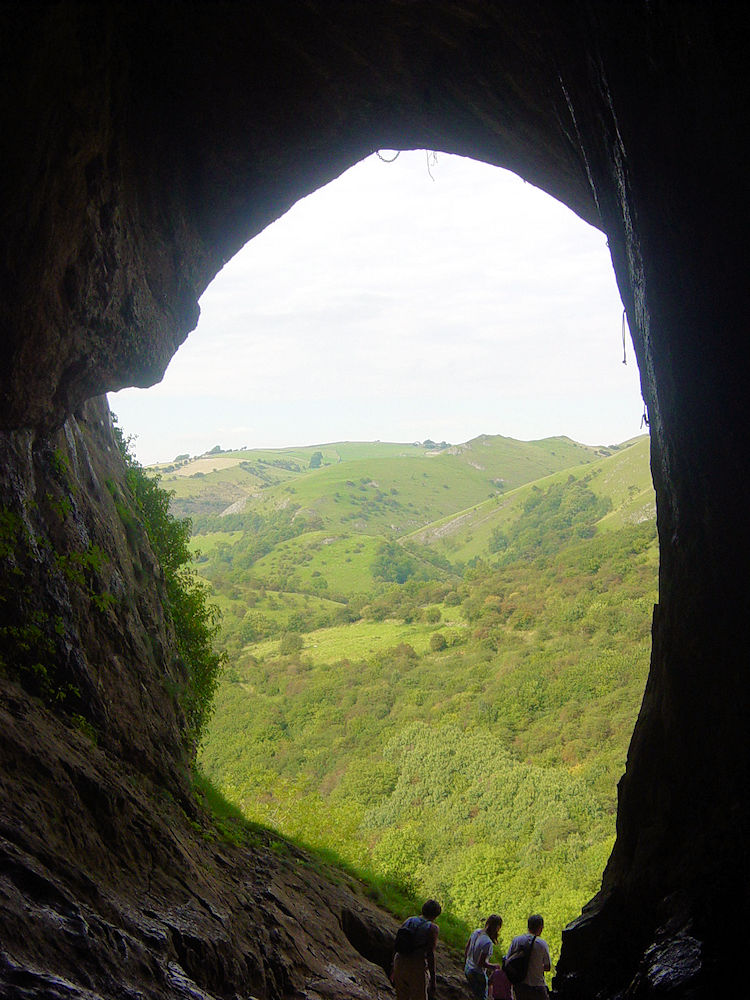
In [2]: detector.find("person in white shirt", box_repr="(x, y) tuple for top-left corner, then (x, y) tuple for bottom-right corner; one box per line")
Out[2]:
(464, 914), (503, 999)
(504, 914), (551, 999)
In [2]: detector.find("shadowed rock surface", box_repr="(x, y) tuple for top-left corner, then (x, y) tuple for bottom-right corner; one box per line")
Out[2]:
(1, 4), (749, 998)
(0, 398), (467, 1000)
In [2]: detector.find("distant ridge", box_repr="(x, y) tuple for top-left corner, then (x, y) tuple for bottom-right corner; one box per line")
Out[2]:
(157, 432), (639, 532)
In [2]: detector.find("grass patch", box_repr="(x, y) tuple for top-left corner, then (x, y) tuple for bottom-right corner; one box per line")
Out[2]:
(245, 616), (462, 664)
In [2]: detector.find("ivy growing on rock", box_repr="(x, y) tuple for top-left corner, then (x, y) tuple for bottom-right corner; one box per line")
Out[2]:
(112, 417), (225, 751)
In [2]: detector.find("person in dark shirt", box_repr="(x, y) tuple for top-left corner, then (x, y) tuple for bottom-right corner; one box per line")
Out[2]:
(392, 899), (442, 1000)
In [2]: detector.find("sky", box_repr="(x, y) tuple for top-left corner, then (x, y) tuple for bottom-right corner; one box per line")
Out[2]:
(109, 150), (645, 466)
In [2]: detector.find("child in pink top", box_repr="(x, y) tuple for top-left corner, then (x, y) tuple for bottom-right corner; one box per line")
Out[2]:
(488, 966), (513, 1000)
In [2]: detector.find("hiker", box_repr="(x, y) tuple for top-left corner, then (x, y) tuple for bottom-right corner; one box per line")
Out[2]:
(503, 914), (551, 1000)
(488, 963), (513, 1000)
(392, 899), (442, 1000)
(463, 914), (503, 1000)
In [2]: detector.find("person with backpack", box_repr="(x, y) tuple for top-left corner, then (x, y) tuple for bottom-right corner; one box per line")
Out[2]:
(391, 899), (442, 1000)
(463, 914), (503, 999)
(503, 914), (551, 999)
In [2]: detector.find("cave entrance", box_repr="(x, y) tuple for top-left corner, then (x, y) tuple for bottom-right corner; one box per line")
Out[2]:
(111, 150), (655, 961)
(111, 151), (643, 463)
(3, 5), (745, 994)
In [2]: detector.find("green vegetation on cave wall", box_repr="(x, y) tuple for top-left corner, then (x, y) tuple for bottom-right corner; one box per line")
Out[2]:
(167, 433), (655, 961)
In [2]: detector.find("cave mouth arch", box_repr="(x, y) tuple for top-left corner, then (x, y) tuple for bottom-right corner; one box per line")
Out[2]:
(111, 150), (643, 466)
(2, 5), (746, 997)
(112, 147), (657, 966)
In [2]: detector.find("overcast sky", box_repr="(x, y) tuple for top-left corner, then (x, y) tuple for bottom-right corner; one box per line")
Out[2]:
(110, 151), (645, 466)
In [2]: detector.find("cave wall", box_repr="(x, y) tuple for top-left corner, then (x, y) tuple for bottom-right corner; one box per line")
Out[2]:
(2, 3), (749, 998)
(0, 398), (472, 1000)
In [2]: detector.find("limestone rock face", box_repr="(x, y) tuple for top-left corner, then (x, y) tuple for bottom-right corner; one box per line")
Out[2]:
(0, 398), (186, 781)
(0, 398), (467, 1000)
(1, 4), (749, 998)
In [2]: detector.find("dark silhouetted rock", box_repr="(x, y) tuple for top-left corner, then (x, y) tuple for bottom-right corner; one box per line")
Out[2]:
(2, 4), (749, 997)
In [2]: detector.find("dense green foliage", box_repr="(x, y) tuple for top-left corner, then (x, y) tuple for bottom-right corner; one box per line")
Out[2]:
(182, 434), (657, 965)
(114, 420), (225, 748)
(489, 477), (611, 561)
(201, 523), (655, 955)
(371, 541), (420, 583)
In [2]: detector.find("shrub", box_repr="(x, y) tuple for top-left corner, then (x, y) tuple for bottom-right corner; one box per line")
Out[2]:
(279, 633), (304, 655)
(112, 416), (225, 750)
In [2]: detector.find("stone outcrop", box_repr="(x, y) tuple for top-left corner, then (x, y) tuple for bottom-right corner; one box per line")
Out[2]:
(0, 398), (467, 1000)
(2, 4), (749, 997)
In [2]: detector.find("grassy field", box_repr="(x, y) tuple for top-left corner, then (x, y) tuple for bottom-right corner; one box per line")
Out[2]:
(406, 436), (653, 562)
(248, 531), (391, 598)
(165, 434), (612, 528)
(169, 434), (651, 617)
(189, 530), (244, 555)
(243, 613), (466, 664)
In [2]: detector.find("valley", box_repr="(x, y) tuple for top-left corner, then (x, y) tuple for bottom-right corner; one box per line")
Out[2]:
(159, 433), (657, 962)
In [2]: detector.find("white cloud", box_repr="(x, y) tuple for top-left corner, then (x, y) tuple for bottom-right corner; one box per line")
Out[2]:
(111, 151), (644, 464)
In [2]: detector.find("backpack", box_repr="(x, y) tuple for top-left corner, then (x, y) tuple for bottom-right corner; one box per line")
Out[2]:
(394, 917), (431, 954)
(502, 935), (537, 985)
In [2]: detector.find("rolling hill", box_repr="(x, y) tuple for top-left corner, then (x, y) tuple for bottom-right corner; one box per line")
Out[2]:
(162, 434), (611, 528)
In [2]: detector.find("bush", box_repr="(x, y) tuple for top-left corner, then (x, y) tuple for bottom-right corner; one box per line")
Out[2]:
(112, 416), (225, 750)
(371, 542), (417, 584)
(279, 633), (304, 655)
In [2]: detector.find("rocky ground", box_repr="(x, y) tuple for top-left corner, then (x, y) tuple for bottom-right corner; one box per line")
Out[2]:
(0, 677), (466, 1000)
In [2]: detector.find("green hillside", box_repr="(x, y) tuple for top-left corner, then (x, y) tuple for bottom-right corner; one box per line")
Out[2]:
(407, 435), (654, 562)
(158, 431), (657, 971)
(166, 434), (607, 530)
(175, 433), (637, 641)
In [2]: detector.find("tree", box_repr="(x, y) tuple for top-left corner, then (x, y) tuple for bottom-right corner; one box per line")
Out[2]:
(309, 451), (323, 469)
(279, 633), (303, 655)
(489, 527), (508, 553)
(371, 542), (416, 584)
